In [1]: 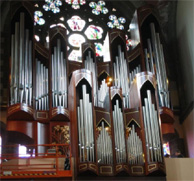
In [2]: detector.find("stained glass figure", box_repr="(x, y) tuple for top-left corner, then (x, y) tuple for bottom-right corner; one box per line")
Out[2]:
(68, 49), (82, 61)
(107, 15), (126, 30)
(68, 34), (86, 47)
(94, 43), (103, 57)
(126, 35), (132, 51)
(34, 11), (45, 25)
(67, 16), (86, 31)
(65, 0), (86, 10)
(84, 25), (103, 40)
(89, 1), (108, 15)
(43, 0), (62, 13)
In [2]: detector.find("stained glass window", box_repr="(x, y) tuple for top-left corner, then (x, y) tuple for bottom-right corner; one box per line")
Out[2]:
(68, 34), (86, 47)
(34, 35), (40, 41)
(89, 1), (108, 15)
(57, 23), (66, 28)
(50, 23), (67, 29)
(43, 0), (62, 13)
(60, 17), (65, 21)
(36, 1), (128, 62)
(163, 142), (170, 156)
(65, 0), (86, 9)
(67, 16), (86, 31)
(107, 15), (126, 30)
(46, 36), (49, 43)
(88, 18), (93, 22)
(68, 49), (82, 61)
(126, 35), (132, 51)
(94, 43), (103, 57)
(34, 11), (45, 25)
(84, 25), (103, 40)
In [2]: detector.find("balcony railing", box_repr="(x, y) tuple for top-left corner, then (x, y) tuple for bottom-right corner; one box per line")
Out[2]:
(0, 144), (72, 179)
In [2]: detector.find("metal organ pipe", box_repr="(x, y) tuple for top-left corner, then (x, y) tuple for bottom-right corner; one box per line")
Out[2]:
(144, 23), (169, 107)
(10, 13), (32, 105)
(97, 122), (113, 164)
(113, 45), (130, 108)
(35, 60), (49, 110)
(10, 34), (15, 104)
(142, 90), (163, 163)
(97, 79), (109, 108)
(51, 39), (67, 108)
(24, 29), (29, 105)
(84, 51), (98, 106)
(127, 125), (143, 165)
(19, 13), (24, 103)
(147, 39), (155, 74)
(144, 48), (150, 72)
(112, 100), (126, 163)
(129, 65), (141, 87)
(77, 85), (95, 162)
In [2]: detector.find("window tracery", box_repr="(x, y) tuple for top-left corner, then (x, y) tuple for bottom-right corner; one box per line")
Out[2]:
(34, 1), (130, 61)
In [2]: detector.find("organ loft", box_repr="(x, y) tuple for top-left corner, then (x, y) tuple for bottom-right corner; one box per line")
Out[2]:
(1, 0), (191, 180)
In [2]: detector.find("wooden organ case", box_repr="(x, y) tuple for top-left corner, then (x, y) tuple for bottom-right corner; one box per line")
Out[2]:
(6, 3), (174, 178)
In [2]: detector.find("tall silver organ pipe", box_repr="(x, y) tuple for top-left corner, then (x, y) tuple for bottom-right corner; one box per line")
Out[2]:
(146, 39), (155, 74)
(52, 39), (67, 108)
(77, 85), (95, 162)
(144, 23), (169, 108)
(113, 45), (130, 108)
(142, 90), (162, 163)
(10, 12), (32, 105)
(97, 122), (113, 164)
(84, 51), (98, 106)
(35, 60), (49, 110)
(112, 100), (126, 163)
(129, 65), (141, 86)
(127, 124), (144, 165)
(97, 79), (109, 108)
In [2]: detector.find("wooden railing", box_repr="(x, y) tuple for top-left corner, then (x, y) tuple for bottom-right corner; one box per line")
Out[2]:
(0, 144), (72, 179)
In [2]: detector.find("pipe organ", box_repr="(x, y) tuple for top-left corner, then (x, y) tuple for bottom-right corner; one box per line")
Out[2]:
(35, 59), (49, 110)
(97, 122), (113, 164)
(112, 100), (126, 163)
(144, 23), (170, 108)
(129, 65), (141, 86)
(51, 39), (67, 108)
(7, 4), (174, 178)
(142, 90), (162, 163)
(127, 124), (144, 165)
(77, 85), (95, 162)
(84, 51), (98, 106)
(97, 79), (109, 108)
(10, 12), (32, 106)
(113, 45), (130, 108)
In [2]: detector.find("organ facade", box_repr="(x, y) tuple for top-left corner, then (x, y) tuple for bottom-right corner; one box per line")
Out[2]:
(1, 1), (176, 179)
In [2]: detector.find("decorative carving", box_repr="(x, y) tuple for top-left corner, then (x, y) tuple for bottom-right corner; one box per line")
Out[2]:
(52, 125), (70, 155)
